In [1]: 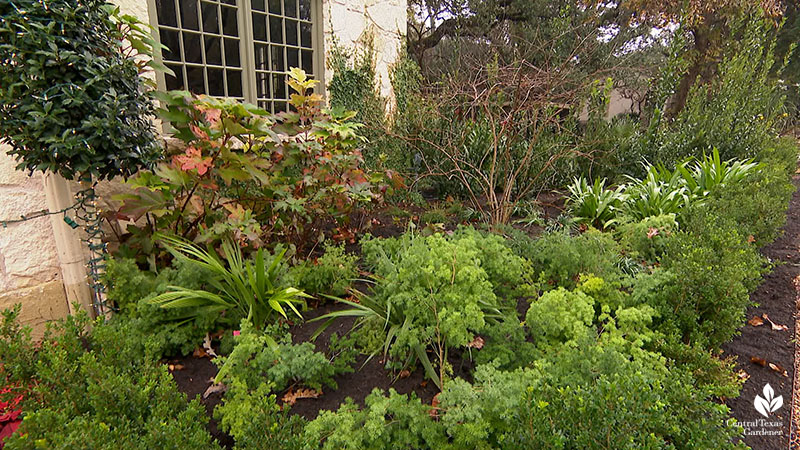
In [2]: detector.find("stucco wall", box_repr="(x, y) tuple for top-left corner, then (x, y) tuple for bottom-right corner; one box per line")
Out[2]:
(322, 0), (407, 108)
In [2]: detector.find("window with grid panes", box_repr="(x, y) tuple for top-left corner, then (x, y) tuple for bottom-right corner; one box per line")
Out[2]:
(151, 0), (318, 113)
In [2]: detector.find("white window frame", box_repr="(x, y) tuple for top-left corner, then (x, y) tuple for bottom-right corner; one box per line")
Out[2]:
(146, 0), (325, 110)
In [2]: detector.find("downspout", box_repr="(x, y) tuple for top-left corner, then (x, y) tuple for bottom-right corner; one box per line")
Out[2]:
(42, 172), (94, 316)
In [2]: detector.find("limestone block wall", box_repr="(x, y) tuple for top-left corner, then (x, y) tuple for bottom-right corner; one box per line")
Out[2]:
(0, 146), (69, 339)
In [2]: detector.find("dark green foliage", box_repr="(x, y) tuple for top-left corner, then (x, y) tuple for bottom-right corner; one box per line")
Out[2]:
(637, 209), (767, 349)
(326, 37), (389, 168)
(288, 244), (359, 297)
(214, 381), (309, 450)
(0, 305), (36, 382)
(419, 208), (448, 225)
(511, 228), (623, 289)
(303, 389), (449, 449)
(104, 257), (224, 357)
(214, 320), (349, 392)
(0, 309), (217, 449)
(651, 19), (788, 166)
(616, 214), (677, 263)
(694, 138), (798, 247)
(439, 338), (744, 450)
(0, 0), (160, 180)
(472, 315), (537, 371)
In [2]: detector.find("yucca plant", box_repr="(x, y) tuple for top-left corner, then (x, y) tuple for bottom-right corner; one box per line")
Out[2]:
(677, 148), (761, 198)
(147, 234), (309, 329)
(566, 177), (627, 229)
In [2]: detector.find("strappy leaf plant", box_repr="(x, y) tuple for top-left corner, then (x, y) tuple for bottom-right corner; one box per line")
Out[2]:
(147, 234), (309, 329)
(566, 177), (627, 229)
(676, 148), (761, 199)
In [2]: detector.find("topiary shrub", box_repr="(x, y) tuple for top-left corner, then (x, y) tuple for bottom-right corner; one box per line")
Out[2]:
(0, 0), (161, 180)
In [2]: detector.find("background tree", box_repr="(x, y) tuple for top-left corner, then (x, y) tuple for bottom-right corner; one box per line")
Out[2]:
(591, 0), (783, 117)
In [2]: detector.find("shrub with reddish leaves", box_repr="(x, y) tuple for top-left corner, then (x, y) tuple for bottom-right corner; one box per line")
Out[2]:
(0, 386), (22, 447)
(115, 68), (402, 263)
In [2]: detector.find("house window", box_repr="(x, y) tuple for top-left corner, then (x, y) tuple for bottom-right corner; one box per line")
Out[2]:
(149, 0), (320, 113)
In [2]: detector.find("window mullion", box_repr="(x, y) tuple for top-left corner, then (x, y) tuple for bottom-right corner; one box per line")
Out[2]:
(240, 0), (258, 104)
(197, 0), (209, 95)
(311, 0), (325, 100)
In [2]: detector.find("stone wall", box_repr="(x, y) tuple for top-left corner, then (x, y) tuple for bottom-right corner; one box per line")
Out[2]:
(0, 147), (69, 339)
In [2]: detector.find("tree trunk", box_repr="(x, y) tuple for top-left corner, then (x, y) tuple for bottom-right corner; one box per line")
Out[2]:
(665, 14), (723, 119)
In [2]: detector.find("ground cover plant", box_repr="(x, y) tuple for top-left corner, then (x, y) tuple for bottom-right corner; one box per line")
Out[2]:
(0, 307), (217, 449)
(2, 1), (800, 449)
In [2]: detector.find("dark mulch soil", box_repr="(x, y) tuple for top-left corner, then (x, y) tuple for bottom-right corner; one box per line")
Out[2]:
(168, 354), (234, 448)
(285, 303), (442, 420)
(722, 174), (800, 450)
(169, 303), (449, 447)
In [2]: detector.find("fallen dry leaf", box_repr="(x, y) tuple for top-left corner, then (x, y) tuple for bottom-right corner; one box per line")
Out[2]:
(429, 393), (441, 418)
(203, 382), (226, 399)
(203, 334), (218, 358)
(168, 364), (185, 371)
(748, 316), (765, 327)
(736, 370), (750, 382)
(467, 336), (485, 349)
(282, 388), (321, 406)
(751, 356), (768, 367)
(398, 370), (411, 379)
(747, 235), (756, 244)
(762, 313), (788, 331)
(768, 363), (789, 377)
(193, 347), (209, 359)
(420, 380), (428, 388)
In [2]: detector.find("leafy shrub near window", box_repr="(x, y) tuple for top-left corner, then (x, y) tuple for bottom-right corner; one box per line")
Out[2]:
(0, 307), (216, 449)
(0, 0), (161, 180)
(116, 68), (400, 257)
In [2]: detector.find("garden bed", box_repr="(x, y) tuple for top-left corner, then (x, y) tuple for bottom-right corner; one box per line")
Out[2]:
(725, 174), (800, 449)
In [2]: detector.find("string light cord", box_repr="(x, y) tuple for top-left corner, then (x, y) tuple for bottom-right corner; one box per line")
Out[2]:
(0, 185), (113, 317)
(0, 203), (80, 228)
(74, 185), (113, 317)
